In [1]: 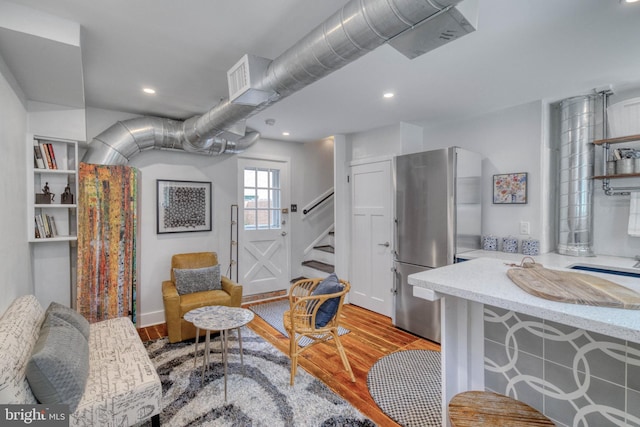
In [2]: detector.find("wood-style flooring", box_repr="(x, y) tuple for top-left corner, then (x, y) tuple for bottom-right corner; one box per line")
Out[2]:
(138, 301), (440, 427)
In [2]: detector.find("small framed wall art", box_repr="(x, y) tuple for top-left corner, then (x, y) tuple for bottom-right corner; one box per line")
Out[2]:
(492, 172), (528, 204)
(157, 179), (212, 233)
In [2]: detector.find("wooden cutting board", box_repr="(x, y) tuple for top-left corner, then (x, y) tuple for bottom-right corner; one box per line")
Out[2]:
(507, 264), (640, 309)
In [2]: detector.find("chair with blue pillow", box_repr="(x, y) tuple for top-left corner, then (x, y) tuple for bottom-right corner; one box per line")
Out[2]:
(283, 274), (355, 385)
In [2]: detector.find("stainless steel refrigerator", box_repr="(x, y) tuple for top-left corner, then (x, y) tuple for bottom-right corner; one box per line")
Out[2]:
(393, 147), (482, 342)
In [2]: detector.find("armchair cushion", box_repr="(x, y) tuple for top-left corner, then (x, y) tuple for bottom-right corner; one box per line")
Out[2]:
(311, 273), (344, 327)
(173, 264), (221, 295)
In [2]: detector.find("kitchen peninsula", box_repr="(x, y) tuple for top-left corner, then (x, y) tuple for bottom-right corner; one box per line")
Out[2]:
(409, 254), (640, 427)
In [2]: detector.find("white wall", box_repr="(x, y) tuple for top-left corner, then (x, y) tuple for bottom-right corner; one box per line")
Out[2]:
(0, 56), (30, 313)
(419, 101), (548, 251)
(85, 108), (334, 326)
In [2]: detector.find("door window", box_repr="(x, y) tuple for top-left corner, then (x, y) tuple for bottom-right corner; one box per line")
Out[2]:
(243, 167), (281, 230)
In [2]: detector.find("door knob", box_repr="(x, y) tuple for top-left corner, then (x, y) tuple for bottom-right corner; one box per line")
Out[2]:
(378, 242), (390, 247)
(281, 231), (287, 236)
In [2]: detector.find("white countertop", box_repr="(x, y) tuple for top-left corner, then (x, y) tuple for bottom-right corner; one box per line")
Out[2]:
(409, 253), (640, 343)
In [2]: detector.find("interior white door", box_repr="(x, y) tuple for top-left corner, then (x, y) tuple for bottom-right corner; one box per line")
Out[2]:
(237, 157), (290, 295)
(350, 160), (393, 317)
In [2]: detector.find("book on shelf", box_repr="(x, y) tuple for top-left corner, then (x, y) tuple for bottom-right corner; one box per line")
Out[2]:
(35, 214), (46, 238)
(38, 142), (57, 170)
(34, 213), (58, 238)
(33, 145), (45, 169)
(46, 143), (58, 169)
(48, 215), (58, 237)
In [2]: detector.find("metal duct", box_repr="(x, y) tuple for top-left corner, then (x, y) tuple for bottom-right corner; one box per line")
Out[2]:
(83, 0), (463, 165)
(557, 95), (596, 257)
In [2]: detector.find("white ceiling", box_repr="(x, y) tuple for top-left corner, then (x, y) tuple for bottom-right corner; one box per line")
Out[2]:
(2, 0), (640, 142)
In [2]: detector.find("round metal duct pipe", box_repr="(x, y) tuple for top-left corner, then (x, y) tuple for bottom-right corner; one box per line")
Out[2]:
(557, 95), (596, 257)
(83, 0), (460, 165)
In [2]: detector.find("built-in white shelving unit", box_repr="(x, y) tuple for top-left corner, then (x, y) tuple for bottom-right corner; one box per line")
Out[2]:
(28, 135), (79, 242)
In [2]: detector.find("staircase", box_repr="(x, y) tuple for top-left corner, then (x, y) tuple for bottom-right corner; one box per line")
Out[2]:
(299, 231), (335, 279)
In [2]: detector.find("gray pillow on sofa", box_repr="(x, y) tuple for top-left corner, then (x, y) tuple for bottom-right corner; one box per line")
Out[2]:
(26, 314), (89, 412)
(46, 301), (90, 340)
(173, 264), (221, 295)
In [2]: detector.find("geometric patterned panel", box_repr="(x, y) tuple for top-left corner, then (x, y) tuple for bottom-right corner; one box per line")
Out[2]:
(484, 305), (640, 427)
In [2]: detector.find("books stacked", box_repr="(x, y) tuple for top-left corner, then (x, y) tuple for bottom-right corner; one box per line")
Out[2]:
(34, 213), (58, 239)
(33, 141), (59, 169)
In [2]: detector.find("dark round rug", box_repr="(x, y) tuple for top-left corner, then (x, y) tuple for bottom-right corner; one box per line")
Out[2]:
(367, 349), (441, 427)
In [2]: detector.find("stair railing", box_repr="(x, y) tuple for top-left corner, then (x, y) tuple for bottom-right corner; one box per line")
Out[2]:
(303, 188), (334, 215)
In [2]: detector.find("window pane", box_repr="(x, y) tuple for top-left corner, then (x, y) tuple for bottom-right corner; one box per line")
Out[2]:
(270, 209), (281, 229)
(270, 170), (280, 188)
(244, 210), (256, 230)
(257, 169), (269, 187)
(270, 189), (281, 209)
(244, 169), (256, 188)
(257, 189), (269, 208)
(257, 209), (270, 228)
(244, 188), (256, 207)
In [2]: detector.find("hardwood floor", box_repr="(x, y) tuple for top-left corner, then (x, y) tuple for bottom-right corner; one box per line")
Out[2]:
(138, 301), (440, 427)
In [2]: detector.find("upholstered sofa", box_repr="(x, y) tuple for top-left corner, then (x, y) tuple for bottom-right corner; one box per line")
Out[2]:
(162, 252), (243, 343)
(0, 295), (161, 427)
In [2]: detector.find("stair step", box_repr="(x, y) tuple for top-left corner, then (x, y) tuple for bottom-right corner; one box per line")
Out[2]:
(314, 245), (334, 254)
(301, 260), (334, 274)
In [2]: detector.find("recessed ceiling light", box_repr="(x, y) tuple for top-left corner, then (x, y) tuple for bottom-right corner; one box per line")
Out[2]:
(143, 87), (156, 94)
(383, 92), (394, 99)
(623, 0), (639, 3)
(282, 132), (290, 136)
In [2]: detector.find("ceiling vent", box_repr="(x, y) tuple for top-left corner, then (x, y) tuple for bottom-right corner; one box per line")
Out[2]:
(227, 54), (277, 106)
(389, 1), (478, 59)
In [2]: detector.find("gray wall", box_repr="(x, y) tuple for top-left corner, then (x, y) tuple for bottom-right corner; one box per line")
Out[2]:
(0, 56), (31, 314)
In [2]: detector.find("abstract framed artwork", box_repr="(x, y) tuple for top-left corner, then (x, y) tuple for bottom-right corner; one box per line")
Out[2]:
(492, 172), (528, 204)
(157, 179), (212, 233)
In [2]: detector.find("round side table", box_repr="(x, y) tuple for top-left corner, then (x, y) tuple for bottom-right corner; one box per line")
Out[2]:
(184, 305), (254, 401)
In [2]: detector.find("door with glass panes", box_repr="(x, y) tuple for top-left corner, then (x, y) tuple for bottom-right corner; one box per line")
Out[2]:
(237, 157), (290, 295)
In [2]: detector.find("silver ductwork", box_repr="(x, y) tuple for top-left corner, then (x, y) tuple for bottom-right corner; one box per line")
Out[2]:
(83, 0), (469, 165)
(557, 95), (597, 257)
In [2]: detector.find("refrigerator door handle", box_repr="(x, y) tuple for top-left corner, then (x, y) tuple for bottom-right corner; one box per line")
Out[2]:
(391, 265), (398, 295)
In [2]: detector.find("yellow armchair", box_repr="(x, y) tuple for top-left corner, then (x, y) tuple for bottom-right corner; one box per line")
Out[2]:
(162, 252), (242, 343)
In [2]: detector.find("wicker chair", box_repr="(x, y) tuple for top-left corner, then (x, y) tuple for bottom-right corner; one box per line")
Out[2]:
(283, 277), (355, 385)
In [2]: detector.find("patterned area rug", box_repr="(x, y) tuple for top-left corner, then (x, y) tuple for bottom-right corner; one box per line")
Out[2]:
(367, 350), (442, 427)
(139, 327), (373, 426)
(249, 299), (350, 347)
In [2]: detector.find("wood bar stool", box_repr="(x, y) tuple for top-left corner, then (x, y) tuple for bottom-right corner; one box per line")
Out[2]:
(449, 391), (555, 427)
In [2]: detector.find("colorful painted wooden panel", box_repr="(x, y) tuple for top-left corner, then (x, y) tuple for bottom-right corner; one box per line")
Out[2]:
(77, 163), (138, 323)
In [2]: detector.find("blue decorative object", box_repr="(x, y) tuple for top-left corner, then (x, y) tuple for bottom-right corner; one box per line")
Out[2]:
(502, 236), (518, 253)
(311, 273), (344, 327)
(521, 239), (540, 256)
(482, 235), (498, 251)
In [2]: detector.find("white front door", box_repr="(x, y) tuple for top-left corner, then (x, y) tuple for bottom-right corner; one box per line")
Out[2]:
(350, 160), (393, 317)
(237, 157), (290, 295)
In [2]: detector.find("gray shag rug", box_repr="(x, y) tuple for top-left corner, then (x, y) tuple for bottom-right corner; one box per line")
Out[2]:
(367, 350), (442, 427)
(249, 299), (350, 347)
(140, 327), (374, 426)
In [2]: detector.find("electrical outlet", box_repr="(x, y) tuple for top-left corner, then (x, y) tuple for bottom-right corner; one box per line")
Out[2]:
(519, 221), (530, 235)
